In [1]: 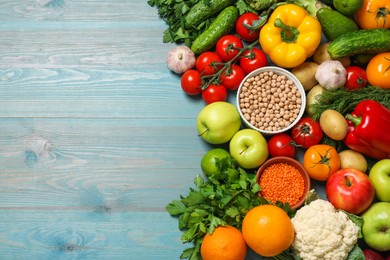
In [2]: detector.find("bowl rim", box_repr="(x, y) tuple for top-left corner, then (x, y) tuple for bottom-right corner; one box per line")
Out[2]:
(236, 66), (306, 135)
(256, 156), (311, 209)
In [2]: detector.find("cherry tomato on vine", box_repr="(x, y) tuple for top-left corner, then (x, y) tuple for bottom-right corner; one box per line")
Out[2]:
(235, 12), (261, 42)
(291, 117), (323, 149)
(180, 69), (202, 95)
(239, 47), (268, 74)
(220, 64), (246, 91)
(215, 35), (244, 62)
(354, 0), (390, 29)
(303, 144), (341, 181)
(195, 52), (223, 76)
(366, 52), (390, 89)
(345, 66), (368, 90)
(267, 133), (297, 158)
(202, 84), (228, 104)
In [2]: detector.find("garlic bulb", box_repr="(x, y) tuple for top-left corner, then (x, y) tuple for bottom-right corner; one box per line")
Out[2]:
(315, 60), (347, 90)
(166, 46), (196, 74)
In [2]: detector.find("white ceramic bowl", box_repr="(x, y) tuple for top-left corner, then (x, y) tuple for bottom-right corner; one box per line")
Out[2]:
(236, 66), (306, 135)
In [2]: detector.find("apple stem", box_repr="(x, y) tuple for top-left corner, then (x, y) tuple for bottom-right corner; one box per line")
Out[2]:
(198, 128), (208, 137)
(344, 175), (352, 187)
(240, 146), (249, 155)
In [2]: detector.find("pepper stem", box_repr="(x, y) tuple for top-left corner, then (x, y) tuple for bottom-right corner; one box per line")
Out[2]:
(345, 114), (362, 127)
(274, 18), (299, 43)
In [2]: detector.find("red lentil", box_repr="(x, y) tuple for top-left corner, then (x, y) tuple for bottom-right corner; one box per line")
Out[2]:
(258, 162), (305, 206)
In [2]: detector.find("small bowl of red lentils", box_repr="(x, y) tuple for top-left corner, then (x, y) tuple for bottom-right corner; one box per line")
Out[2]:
(256, 156), (310, 209)
(236, 66), (306, 135)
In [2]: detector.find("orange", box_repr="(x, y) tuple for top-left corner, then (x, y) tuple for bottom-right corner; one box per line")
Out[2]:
(200, 225), (247, 260)
(242, 204), (294, 257)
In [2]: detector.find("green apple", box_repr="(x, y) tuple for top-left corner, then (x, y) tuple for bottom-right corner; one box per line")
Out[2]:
(196, 101), (241, 144)
(229, 129), (268, 169)
(201, 148), (231, 178)
(369, 159), (390, 202)
(362, 202), (390, 252)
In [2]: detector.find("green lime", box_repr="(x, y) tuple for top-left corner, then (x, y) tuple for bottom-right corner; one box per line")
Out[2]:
(333, 0), (363, 15)
(201, 148), (231, 178)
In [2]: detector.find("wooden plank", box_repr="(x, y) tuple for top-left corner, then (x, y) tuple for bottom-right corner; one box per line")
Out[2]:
(0, 1), (159, 22)
(0, 117), (211, 208)
(0, 211), (187, 259)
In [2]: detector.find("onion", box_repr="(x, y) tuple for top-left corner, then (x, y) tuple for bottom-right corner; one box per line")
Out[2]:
(166, 46), (196, 74)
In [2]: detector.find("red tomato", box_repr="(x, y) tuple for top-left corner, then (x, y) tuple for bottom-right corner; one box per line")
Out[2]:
(215, 35), (244, 62)
(345, 66), (368, 90)
(239, 48), (268, 74)
(196, 52), (223, 76)
(180, 69), (202, 95)
(267, 133), (297, 158)
(291, 117), (323, 149)
(220, 64), (246, 91)
(201, 84), (228, 104)
(235, 12), (261, 42)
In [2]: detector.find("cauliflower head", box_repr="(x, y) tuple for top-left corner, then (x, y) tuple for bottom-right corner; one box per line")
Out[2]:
(291, 199), (359, 260)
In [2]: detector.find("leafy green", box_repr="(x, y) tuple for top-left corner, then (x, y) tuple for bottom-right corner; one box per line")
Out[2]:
(148, 0), (255, 46)
(347, 244), (365, 260)
(166, 156), (263, 259)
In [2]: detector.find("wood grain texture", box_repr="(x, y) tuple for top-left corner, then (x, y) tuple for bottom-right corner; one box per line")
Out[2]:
(0, 1), (213, 259)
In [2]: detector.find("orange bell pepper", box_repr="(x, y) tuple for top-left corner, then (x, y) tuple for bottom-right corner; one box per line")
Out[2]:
(259, 4), (322, 68)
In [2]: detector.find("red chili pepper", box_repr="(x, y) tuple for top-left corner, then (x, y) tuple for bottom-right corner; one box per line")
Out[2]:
(344, 100), (390, 160)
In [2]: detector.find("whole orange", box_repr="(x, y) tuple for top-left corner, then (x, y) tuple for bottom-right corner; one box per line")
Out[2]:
(200, 225), (247, 260)
(242, 204), (294, 257)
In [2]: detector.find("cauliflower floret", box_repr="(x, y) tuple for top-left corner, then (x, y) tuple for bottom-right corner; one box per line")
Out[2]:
(291, 199), (359, 260)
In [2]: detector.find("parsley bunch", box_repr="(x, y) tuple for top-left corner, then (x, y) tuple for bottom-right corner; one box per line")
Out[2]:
(166, 156), (262, 259)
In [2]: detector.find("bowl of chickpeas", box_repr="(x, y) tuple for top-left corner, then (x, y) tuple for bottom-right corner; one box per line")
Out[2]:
(236, 66), (306, 135)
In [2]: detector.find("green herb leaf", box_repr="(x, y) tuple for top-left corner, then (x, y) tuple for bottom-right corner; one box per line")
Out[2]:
(347, 244), (365, 260)
(166, 200), (187, 215)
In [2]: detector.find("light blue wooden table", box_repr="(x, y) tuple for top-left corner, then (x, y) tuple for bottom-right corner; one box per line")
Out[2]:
(0, 1), (328, 259)
(0, 1), (210, 259)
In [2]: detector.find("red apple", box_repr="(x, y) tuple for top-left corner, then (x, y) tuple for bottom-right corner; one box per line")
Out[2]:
(325, 168), (375, 215)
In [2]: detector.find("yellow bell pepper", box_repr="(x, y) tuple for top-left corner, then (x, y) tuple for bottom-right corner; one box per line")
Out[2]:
(259, 4), (322, 68)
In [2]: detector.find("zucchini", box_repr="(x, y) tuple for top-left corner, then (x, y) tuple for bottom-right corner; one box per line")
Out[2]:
(191, 6), (239, 55)
(328, 29), (390, 59)
(316, 8), (359, 41)
(184, 0), (236, 29)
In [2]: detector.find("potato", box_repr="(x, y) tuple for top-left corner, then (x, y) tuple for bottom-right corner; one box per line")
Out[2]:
(319, 109), (348, 140)
(313, 43), (351, 68)
(291, 62), (319, 91)
(306, 85), (326, 116)
(339, 150), (368, 172)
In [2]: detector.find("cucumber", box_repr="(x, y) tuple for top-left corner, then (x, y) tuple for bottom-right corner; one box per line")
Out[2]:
(184, 0), (236, 29)
(316, 8), (358, 41)
(328, 29), (390, 59)
(191, 6), (239, 55)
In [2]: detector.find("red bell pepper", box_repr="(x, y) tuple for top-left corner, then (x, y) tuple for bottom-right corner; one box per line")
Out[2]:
(344, 99), (390, 160)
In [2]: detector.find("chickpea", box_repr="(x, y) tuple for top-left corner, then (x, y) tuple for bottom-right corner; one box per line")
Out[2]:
(238, 71), (302, 132)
